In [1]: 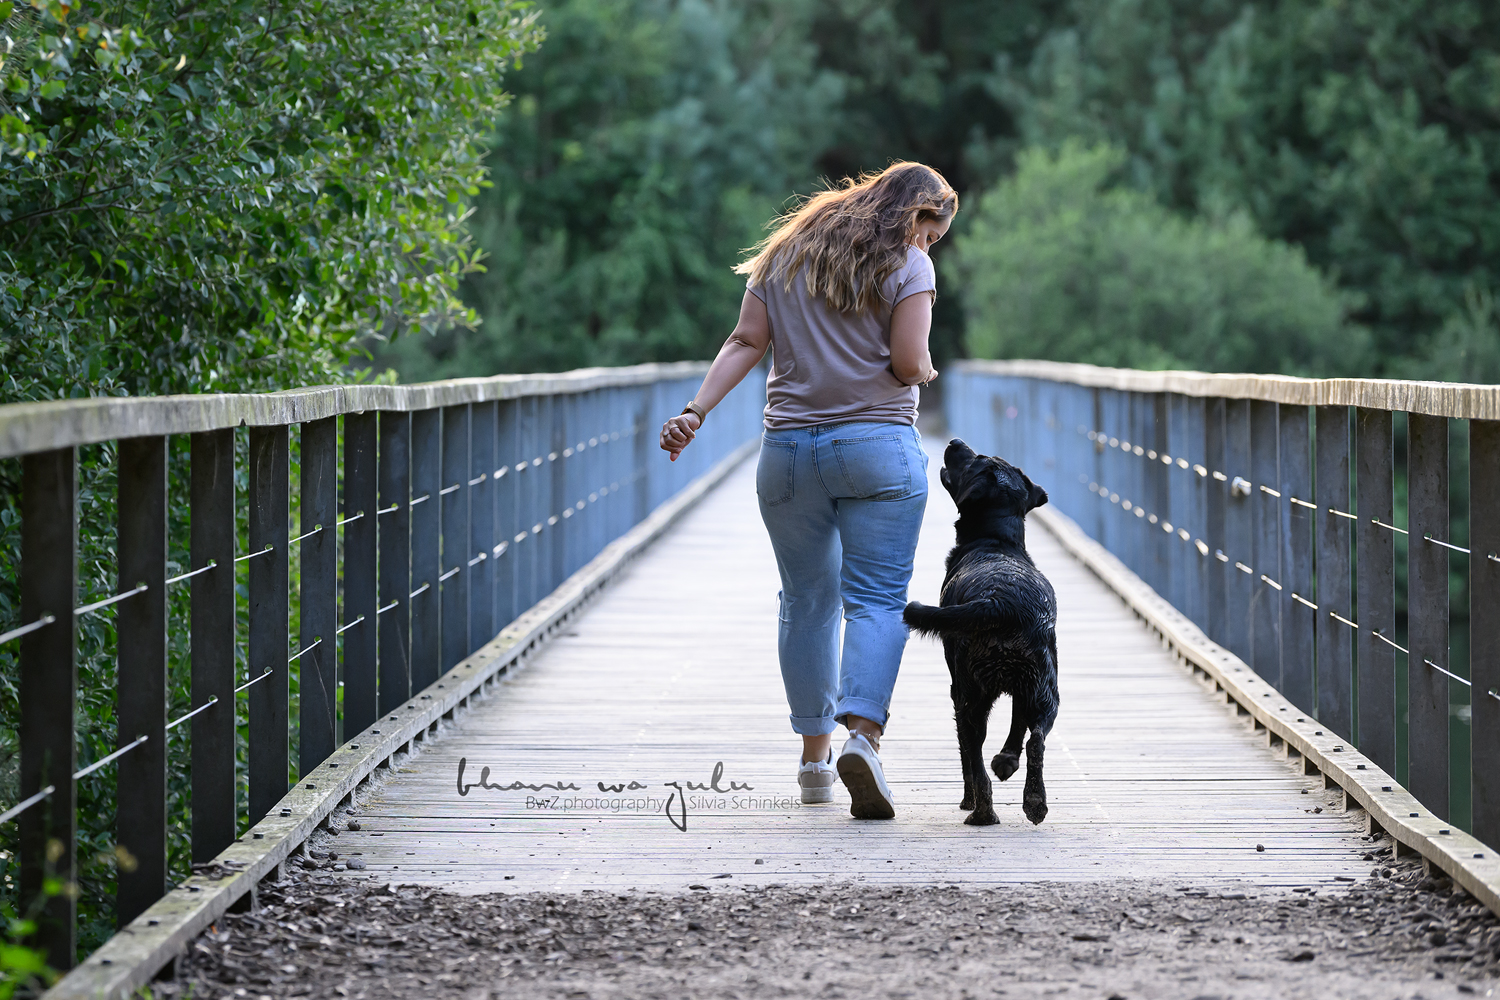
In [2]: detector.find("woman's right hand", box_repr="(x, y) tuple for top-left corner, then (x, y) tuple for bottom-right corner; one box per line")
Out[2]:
(660, 412), (701, 462)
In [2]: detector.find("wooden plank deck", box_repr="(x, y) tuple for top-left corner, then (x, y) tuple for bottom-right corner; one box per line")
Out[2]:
(341, 443), (1372, 893)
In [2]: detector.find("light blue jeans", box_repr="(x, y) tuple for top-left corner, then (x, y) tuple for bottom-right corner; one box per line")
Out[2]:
(756, 421), (929, 736)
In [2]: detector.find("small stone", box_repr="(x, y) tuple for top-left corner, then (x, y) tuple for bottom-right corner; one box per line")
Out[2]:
(333, 864), (347, 872)
(347, 820), (362, 832)
(346, 858), (367, 871)
(1430, 929), (1447, 946)
(688, 884), (709, 891)
(1256, 844), (1265, 852)
(754, 859), (764, 865)
(1288, 949), (1315, 962)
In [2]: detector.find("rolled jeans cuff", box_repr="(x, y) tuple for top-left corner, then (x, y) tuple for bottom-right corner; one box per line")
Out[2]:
(835, 697), (889, 732)
(788, 713), (838, 737)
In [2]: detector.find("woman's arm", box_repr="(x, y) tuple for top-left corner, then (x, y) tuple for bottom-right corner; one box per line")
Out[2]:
(889, 290), (937, 386)
(660, 291), (771, 461)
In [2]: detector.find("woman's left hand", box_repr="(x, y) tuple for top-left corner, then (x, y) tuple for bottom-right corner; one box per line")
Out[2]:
(660, 412), (701, 462)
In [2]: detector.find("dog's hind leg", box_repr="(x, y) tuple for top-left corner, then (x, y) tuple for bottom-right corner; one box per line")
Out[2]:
(991, 700), (1026, 783)
(954, 691), (998, 826)
(951, 682), (976, 811)
(1021, 684), (1060, 826)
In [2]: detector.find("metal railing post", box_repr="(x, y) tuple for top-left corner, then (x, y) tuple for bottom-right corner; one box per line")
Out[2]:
(190, 429), (236, 862)
(1355, 407), (1396, 775)
(409, 410), (441, 692)
(493, 401), (518, 631)
(1315, 406), (1354, 739)
(1204, 398), (1228, 648)
(1471, 418), (1500, 846)
(343, 412), (378, 736)
(1279, 404), (1314, 710)
(299, 417), (339, 772)
(1250, 400), (1282, 689)
(247, 426), (290, 827)
(440, 405), (470, 674)
(115, 435), (168, 927)
(469, 401), (496, 655)
(377, 412), (412, 715)
(1223, 400), (1254, 664)
(20, 446), (77, 967)
(1407, 412), (1450, 818)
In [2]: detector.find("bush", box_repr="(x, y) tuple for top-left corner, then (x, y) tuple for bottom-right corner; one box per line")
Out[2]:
(0, 0), (538, 959)
(375, 0), (844, 379)
(1, 0), (540, 402)
(951, 142), (1369, 376)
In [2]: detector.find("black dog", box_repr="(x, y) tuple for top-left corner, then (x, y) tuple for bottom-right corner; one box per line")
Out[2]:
(903, 439), (1059, 827)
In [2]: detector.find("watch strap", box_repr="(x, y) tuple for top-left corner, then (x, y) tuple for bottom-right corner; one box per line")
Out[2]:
(682, 400), (707, 424)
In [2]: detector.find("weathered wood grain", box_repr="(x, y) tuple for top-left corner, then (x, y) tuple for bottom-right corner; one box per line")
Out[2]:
(1032, 501), (1500, 916)
(343, 444), (1373, 896)
(0, 362), (709, 459)
(958, 360), (1500, 420)
(42, 440), (754, 1000)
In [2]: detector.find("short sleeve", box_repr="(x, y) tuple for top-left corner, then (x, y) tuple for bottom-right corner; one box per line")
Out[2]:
(888, 246), (937, 308)
(746, 277), (767, 303)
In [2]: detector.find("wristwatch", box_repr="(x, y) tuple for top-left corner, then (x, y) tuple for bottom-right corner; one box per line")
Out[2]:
(681, 400), (707, 424)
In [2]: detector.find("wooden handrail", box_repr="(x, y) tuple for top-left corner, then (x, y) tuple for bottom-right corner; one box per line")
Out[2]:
(0, 361), (710, 460)
(954, 360), (1500, 420)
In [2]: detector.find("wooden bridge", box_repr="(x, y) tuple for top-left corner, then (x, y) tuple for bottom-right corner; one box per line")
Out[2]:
(0, 360), (1494, 998)
(343, 445), (1371, 892)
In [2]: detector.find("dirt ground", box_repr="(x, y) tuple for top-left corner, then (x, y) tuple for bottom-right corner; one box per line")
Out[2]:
(149, 850), (1500, 1000)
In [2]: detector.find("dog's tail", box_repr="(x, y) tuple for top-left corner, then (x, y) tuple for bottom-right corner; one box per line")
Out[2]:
(903, 599), (1025, 638)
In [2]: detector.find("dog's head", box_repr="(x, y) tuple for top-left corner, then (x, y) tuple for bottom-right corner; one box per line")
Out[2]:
(940, 438), (1048, 517)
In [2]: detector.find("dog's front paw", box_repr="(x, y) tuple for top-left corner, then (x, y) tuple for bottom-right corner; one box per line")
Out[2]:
(1022, 788), (1048, 825)
(992, 751), (1020, 782)
(964, 807), (999, 826)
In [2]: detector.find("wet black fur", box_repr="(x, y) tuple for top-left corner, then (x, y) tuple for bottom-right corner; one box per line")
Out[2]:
(903, 439), (1059, 826)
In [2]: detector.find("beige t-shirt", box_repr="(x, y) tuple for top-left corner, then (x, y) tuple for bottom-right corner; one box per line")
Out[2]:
(748, 244), (936, 430)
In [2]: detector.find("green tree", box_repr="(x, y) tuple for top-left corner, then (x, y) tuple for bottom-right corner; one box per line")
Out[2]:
(953, 141), (1367, 375)
(378, 0), (847, 379)
(2, 0), (540, 401)
(0, 0), (539, 958)
(998, 0), (1500, 379)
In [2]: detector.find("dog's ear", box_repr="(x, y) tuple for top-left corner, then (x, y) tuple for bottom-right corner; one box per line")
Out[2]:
(1027, 478), (1049, 511)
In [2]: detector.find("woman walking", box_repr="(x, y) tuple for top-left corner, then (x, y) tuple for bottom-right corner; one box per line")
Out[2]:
(659, 162), (956, 819)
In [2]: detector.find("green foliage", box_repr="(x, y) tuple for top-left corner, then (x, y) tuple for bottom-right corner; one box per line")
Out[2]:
(954, 142), (1367, 374)
(377, 0), (844, 378)
(999, 0), (1500, 379)
(380, 0), (1071, 379)
(1, 0), (540, 402)
(0, 0), (538, 960)
(0, 846), (62, 997)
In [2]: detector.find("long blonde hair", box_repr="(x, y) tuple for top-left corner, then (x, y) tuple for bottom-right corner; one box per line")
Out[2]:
(734, 162), (958, 314)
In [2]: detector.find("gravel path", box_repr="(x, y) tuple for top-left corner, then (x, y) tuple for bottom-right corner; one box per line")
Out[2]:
(154, 855), (1500, 1000)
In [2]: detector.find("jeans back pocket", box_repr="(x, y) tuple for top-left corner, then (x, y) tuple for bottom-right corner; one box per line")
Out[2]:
(830, 434), (912, 500)
(757, 438), (797, 506)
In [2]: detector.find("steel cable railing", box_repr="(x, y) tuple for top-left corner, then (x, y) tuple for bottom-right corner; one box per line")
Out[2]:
(0, 361), (766, 967)
(947, 360), (1499, 859)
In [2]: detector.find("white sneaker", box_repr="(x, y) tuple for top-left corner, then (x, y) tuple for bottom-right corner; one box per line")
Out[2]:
(837, 732), (895, 819)
(798, 751), (836, 804)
